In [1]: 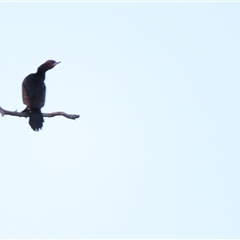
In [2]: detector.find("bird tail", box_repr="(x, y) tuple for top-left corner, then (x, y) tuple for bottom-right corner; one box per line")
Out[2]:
(29, 109), (44, 131)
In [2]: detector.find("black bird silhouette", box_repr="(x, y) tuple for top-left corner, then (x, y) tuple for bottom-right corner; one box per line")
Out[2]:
(22, 60), (60, 131)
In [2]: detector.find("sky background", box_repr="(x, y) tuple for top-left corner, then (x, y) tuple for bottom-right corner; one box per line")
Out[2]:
(0, 1), (240, 238)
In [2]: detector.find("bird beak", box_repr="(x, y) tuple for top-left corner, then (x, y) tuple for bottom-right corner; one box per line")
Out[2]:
(54, 61), (61, 66)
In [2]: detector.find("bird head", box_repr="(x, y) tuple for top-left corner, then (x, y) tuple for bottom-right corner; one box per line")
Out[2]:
(44, 60), (61, 70)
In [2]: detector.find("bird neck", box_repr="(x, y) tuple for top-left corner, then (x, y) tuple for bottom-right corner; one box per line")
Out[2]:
(36, 65), (47, 79)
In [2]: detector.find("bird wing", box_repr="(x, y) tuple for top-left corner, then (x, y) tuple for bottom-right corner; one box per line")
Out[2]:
(22, 74), (46, 109)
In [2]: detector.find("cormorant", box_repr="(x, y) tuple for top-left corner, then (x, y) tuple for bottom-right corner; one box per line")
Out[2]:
(22, 60), (60, 131)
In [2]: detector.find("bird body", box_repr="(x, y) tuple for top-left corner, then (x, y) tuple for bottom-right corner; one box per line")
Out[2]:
(22, 60), (60, 131)
(22, 73), (46, 109)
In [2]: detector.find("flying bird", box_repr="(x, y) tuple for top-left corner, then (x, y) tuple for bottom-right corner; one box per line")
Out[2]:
(22, 60), (60, 131)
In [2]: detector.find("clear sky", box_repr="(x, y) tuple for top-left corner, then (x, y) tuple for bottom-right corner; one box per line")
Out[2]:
(0, 1), (240, 238)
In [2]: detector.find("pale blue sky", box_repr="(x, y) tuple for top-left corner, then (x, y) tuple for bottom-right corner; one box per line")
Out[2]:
(0, 2), (240, 238)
